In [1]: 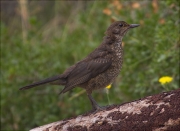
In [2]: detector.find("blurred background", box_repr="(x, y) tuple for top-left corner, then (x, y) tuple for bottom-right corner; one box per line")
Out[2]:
(1, 0), (179, 130)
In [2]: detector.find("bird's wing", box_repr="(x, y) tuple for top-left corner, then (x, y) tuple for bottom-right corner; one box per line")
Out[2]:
(60, 49), (113, 94)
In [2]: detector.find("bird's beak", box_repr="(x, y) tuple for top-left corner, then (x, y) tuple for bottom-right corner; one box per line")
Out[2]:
(129, 24), (140, 28)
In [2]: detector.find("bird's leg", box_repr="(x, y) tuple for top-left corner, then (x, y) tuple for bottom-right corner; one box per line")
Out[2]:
(87, 93), (103, 111)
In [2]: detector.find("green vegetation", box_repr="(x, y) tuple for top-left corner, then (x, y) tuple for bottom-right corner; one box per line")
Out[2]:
(1, 1), (179, 130)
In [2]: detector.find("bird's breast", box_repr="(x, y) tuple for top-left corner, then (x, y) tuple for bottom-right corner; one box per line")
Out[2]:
(111, 42), (123, 68)
(84, 43), (123, 92)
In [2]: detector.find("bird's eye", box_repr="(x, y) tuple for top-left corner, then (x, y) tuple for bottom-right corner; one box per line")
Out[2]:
(119, 23), (123, 27)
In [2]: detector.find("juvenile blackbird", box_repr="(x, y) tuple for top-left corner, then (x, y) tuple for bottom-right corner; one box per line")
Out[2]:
(20, 21), (139, 110)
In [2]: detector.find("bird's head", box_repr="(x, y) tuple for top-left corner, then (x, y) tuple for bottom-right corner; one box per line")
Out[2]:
(105, 21), (139, 39)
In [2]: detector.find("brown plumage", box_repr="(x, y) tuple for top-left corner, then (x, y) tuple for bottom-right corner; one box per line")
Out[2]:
(20, 21), (139, 110)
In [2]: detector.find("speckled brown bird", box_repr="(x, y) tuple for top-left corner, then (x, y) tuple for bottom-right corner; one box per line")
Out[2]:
(20, 21), (139, 110)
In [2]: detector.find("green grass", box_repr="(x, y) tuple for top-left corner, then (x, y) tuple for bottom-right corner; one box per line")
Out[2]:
(1, 1), (179, 130)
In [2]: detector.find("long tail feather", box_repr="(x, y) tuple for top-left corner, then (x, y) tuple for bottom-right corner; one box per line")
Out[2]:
(20, 75), (64, 90)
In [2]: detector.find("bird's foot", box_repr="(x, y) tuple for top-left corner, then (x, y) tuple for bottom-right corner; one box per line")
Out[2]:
(87, 93), (107, 112)
(91, 105), (107, 113)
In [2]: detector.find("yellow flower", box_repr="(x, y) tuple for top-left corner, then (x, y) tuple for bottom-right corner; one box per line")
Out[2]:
(106, 84), (112, 89)
(159, 76), (173, 84)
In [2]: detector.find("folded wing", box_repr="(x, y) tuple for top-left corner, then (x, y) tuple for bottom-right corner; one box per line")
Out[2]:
(60, 49), (112, 94)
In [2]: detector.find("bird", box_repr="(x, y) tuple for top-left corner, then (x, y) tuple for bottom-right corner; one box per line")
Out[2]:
(20, 21), (139, 110)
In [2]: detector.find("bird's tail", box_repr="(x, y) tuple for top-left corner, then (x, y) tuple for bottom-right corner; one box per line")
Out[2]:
(19, 75), (66, 90)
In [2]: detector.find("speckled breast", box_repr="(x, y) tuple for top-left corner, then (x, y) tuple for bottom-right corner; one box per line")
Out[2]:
(86, 43), (123, 92)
